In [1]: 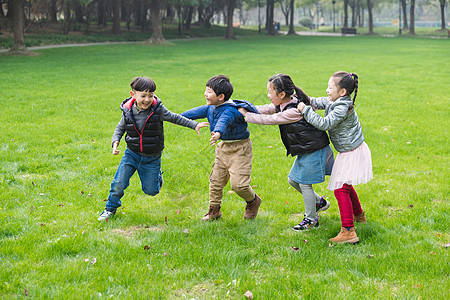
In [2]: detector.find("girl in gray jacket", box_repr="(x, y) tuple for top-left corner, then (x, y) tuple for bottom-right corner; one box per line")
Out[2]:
(298, 71), (373, 244)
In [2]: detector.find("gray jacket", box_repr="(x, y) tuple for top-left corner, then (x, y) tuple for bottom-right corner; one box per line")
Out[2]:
(302, 95), (364, 152)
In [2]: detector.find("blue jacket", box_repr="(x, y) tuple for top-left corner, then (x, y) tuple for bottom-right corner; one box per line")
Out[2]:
(181, 100), (259, 141)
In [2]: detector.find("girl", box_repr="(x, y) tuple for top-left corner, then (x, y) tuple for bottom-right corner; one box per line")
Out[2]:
(298, 71), (373, 244)
(239, 74), (334, 230)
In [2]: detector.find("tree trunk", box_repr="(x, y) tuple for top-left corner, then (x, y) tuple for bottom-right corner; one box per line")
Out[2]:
(148, 0), (167, 44)
(401, 0), (408, 30)
(225, 0), (236, 39)
(440, 0), (446, 30)
(367, 0), (373, 34)
(409, 0), (415, 35)
(112, 0), (121, 34)
(343, 0), (349, 28)
(287, 0), (295, 35)
(12, 0), (27, 52)
(266, 0), (275, 35)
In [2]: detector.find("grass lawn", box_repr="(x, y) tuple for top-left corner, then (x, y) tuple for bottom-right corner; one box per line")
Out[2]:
(0, 35), (449, 298)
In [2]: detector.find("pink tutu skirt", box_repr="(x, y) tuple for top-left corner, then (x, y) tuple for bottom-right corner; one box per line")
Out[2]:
(328, 142), (373, 190)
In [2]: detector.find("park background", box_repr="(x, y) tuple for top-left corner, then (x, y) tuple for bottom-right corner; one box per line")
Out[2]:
(1, 0), (449, 299)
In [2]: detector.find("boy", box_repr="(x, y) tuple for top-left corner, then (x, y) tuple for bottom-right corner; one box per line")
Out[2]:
(98, 76), (208, 221)
(181, 75), (262, 221)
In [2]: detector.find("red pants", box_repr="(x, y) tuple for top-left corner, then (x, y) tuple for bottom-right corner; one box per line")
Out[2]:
(334, 184), (363, 227)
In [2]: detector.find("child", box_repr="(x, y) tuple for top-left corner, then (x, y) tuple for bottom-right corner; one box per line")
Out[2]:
(239, 74), (334, 230)
(98, 76), (208, 221)
(298, 71), (373, 243)
(181, 75), (261, 221)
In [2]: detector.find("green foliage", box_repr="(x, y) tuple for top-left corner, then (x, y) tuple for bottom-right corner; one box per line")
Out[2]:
(0, 35), (449, 298)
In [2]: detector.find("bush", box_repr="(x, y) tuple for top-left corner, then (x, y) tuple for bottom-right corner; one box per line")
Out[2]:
(299, 17), (313, 28)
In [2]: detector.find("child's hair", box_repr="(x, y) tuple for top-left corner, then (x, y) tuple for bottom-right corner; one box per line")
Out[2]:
(331, 71), (359, 104)
(130, 76), (156, 92)
(206, 75), (233, 101)
(268, 73), (310, 105)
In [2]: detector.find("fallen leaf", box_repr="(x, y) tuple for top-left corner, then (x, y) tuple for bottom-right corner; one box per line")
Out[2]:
(103, 199), (108, 202)
(24, 289), (28, 296)
(302, 239), (308, 243)
(328, 243), (334, 247)
(165, 216), (168, 226)
(87, 194), (92, 197)
(40, 223), (46, 226)
(39, 193), (45, 196)
(430, 251), (436, 255)
(286, 201), (289, 205)
(252, 185), (258, 189)
(367, 255), (374, 258)
(413, 284), (422, 288)
(444, 243), (450, 248)
(58, 204), (64, 207)
(81, 191), (84, 195)
(290, 247), (300, 251)
(227, 190), (235, 194)
(408, 204), (414, 208)
(85, 258), (90, 262)
(183, 229), (189, 234)
(176, 209), (180, 214)
(91, 139), (96, 143)
(243, 290), (253, 299)
(90, 258), (97, 265)
(144, 245), (150, 250)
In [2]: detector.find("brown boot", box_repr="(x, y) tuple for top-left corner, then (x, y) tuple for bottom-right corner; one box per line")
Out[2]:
(329, 227), (360, 244)
(354, 212), (367, 223)
(243, 195), (261, 220)
(201, 204), (222, 221)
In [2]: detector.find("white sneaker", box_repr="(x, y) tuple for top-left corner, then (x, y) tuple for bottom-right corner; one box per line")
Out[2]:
(98, 210), (115, 221)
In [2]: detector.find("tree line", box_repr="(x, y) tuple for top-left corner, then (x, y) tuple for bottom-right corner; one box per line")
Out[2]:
(2, 0), (447, 53)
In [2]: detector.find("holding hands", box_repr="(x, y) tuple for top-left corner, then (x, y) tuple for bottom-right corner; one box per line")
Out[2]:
(297, 102), (306, 113)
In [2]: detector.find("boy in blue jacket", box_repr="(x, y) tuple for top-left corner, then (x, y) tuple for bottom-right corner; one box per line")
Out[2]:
(182, 75), (262, 221)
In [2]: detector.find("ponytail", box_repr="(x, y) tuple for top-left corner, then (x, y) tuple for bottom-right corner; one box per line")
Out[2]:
(268, 73), (310, 105)
(332, 71), (359, 110)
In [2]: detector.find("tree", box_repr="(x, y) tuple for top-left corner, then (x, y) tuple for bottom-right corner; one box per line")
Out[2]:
(148, 0), (168, 44)
(266, 0), (276, 34)
(225, 0), (236, 39)
(367, 0), (374, 34)
(439, 0), (446, 30)
(343, 0), (349, 27)
(409, 0), (415, 34)
(112, 0), (121, 34)
(287, 0), (295, 34)
(9, 0), (32, 54)
(401, 0), (408, 30)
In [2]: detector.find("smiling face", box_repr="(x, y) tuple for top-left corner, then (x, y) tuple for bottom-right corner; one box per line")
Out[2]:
(132, 90), (155, 110)
(326, 77), (346, 102)
(204, 86), (224, 106)
(267, 82), (286, 106)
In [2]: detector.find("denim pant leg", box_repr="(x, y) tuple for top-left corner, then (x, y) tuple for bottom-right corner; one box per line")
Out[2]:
(106, 149), (138, 211)
(137, 154), (163, 196)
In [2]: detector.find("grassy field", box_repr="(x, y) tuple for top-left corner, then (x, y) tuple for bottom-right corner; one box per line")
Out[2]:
(1, 35), (449, 298)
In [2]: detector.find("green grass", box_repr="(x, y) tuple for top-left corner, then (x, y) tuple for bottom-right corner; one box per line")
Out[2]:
(1, 35), (449, 298)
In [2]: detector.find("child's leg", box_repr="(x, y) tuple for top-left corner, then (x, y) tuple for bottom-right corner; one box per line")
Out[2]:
(228, 140), (256, 202)
(348, 185), (363, 216)
(209, 152), (230, 206)
(333, 184), (354, 228)
(106, 149), (138, 212)
(137, 154), (163, 196)
(298, 183), (321, 221)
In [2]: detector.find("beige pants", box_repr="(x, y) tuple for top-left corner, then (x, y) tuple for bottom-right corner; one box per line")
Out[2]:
(209, 138), (256, 206)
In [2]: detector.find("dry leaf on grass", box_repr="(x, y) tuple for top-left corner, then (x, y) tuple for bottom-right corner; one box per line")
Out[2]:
(243, 290), (253, 299)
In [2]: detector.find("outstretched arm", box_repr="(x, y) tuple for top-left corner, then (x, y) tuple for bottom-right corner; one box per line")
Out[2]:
(195, 122), (210, 136)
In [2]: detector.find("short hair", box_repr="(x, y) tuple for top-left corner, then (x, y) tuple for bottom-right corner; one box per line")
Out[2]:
(130, 77), (156, 92)
(206, 75), (233, 101)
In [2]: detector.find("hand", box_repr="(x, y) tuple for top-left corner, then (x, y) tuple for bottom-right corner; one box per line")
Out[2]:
(297, 102), (306, 113)
(112, 141), (120, 155)
(210, 132), (221, 147)
(195, 122), (210, 136)
(238, 107), (248, 116)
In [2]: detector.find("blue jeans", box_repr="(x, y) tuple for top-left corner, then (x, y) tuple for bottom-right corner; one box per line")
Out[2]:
(105, 149), (163, 211)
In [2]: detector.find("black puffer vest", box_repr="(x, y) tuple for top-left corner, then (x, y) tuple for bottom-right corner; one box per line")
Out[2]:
(121, 97), (164, 155)
(277, 101), (329, 156)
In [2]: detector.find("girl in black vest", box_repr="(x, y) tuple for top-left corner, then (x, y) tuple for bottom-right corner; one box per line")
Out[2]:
(239, 74), (334, 230)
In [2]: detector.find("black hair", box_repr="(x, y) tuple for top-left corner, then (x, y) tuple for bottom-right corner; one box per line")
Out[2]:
(332, 71), (359, 105)
(268, 73), (310, 105)
(206, 75), (233, 101)
(130, 76), (156, 92)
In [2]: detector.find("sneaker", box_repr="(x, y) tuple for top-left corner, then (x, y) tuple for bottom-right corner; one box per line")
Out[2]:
(98, 209), (116, 221)
(316, 196), (330, 213)
(293, 216), (319, 231)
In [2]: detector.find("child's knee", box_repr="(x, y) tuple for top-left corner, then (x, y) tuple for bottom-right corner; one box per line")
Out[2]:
(143, 188), (160, 196)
